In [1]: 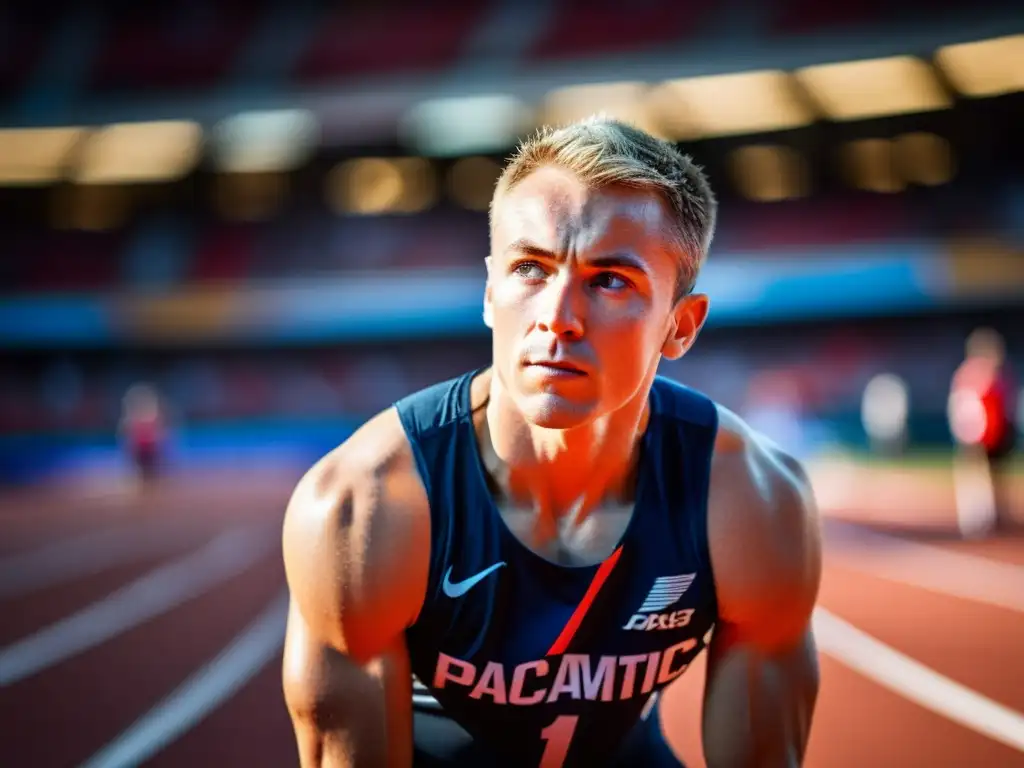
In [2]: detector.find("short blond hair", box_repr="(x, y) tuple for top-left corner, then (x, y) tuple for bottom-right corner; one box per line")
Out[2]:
(490, 116), (717, 297)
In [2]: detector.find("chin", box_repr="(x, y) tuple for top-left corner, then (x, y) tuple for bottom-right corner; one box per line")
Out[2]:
(517, 393), (599, 430)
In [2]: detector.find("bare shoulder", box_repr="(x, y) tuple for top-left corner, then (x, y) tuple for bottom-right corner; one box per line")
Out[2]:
(706, 405), (821, 647)
(709, 404), (815, 523)
(282, 406), (430, 662)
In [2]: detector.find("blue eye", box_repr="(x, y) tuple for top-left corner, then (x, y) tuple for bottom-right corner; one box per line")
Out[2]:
(513, 262), (545, 280)
(593, 272), (629, 291)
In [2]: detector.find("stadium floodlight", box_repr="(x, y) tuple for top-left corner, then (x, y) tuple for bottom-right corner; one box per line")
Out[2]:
(652, 70), (815, 140)
(326, 157), (437, 215)
(794, 56), (952, 121)
(728, 145), (811, 202)
(212, 109), (320, 173)
(841, 139), (904, 193)
(447, 157), (502, 212)
(935, 34), (1024, 98)
(400, 95), (531, 157)
(0, 127), (85, 186)
(74, 121), (203, 184)
(541, 82), (667, 138)
(894, 132), (956, 187)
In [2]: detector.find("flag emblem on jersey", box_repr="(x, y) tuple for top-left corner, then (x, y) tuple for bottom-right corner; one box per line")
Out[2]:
(637, 574), (697, 612)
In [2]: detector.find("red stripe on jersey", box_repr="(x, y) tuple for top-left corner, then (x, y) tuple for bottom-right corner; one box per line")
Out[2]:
(547, 545), (624, 656)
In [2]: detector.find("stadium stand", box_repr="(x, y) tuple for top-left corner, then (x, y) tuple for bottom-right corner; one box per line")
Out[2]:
(0, 6), (60, 104)
(2, 0), (1016, 100)
(87, 1), (261, 94)
(0, 0), (1019, 463)
(0, 184), (1016, 293)
(527, 0), (712, 61)
(293, 1), (487, 82)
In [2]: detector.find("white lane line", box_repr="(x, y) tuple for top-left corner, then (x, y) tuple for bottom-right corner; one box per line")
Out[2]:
(0, 526), (274, 686)
(0, 523), (202, 600)
(814, 607), (1024, 752)
(80, 590), (289, 768)
(825, 524), (1024, 613)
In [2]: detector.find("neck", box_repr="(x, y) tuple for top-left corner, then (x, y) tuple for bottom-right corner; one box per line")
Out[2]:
(481, 371), (652, 523)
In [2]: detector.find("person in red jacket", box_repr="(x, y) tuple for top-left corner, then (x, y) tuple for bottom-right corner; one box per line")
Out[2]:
(119, 383), (168, 488)
(948, 328), (1018, 532)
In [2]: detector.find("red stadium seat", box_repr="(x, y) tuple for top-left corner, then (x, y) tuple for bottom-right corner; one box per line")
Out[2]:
(23, 232), (123, 293)
(294, 1), (486, 82)
(771, 0), (979, 34)
(717, 197), (917, 253)
(88, 2), (260, 93)
(528, 0), (711, 62)
(769, 0), (880, 35)
(191, 224), (255, 284)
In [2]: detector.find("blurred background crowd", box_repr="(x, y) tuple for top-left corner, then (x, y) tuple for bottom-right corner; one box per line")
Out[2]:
(0, 0), (1021, 492)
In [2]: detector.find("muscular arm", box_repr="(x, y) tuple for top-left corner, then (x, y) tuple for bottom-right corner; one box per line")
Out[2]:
(281, 411), (430, 768)
(701, 419), (822, 768)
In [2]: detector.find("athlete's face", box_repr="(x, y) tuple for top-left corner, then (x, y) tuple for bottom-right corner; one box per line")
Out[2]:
(486, 165), (708, 429)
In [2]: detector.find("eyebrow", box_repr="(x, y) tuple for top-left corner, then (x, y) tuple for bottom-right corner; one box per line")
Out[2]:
(505, 238), (651, 275)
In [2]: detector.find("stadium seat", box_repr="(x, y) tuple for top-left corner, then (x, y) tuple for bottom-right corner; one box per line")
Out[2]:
(23, 232), (123, 292)
(190, 223), (255, 284)
(715, 197), (916, 253)
(768, 0), (881, 35)
(0, 8), (54, 105)
(527, 0), (711, 62)
(87, 2), (261, 94)
(294, 1), (486, 82)
(767, 0), (983, 35)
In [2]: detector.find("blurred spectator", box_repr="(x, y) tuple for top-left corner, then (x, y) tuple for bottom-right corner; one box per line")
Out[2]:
(118, 383), (169, 487)
(861, 373), (910, 457)
(948, 328), (1019, 532)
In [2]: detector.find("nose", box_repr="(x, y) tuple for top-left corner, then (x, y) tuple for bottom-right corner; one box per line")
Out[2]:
(535, 273), (584, 340)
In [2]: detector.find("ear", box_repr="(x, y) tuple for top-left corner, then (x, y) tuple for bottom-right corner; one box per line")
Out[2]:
(662, 293), (709, 360)
(482, 256), (494, 329)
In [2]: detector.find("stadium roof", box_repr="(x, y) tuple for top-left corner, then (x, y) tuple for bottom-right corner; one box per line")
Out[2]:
(1, 11), (1019, 152)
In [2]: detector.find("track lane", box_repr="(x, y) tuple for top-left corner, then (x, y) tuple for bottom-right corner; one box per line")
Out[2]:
(0, 553), (190, 646)
(658, 551), (1024, 768)
(807, 655), (1024, 768)
(931, 534), (1024, 567)
(146, 652), (297, 768)
(82, 592), (289, 768)
(0, 545), (285, 768)
(819, 561), (1024, 713)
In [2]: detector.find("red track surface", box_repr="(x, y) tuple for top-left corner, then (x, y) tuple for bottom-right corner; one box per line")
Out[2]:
(2, 472), (1024, 768)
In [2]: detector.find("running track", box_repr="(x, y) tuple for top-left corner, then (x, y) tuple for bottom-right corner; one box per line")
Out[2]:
(2, 468), (1023, 767)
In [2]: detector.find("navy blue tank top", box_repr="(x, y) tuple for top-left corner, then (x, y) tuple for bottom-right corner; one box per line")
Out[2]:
(395, 369), (719, 768)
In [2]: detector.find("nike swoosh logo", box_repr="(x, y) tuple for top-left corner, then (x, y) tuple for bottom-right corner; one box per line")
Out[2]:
(442, 562), (507, 598)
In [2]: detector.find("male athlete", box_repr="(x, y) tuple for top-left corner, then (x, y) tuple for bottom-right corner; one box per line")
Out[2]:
(282, 117), (822, 767)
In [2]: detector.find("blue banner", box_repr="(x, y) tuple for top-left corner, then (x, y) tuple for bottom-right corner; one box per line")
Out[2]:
(3, 242), (1006, 348)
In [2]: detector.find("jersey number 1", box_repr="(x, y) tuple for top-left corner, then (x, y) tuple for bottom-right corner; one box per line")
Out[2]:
(539, 714), (579, 768)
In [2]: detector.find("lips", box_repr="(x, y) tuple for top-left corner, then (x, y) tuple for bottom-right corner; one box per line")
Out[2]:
(526, 360), (587, 375)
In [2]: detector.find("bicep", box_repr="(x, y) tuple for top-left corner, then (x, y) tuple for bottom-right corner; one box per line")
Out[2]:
(702, 625), (819, 768)
(283, 600), (414, 768)
(703, 429), (823, 766)
(280, 445), (427, 768)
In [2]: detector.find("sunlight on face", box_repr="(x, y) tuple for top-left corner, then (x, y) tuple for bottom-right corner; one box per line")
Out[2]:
(486, 165), (688, 429)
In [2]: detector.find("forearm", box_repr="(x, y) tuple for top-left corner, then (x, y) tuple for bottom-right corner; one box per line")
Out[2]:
(287, 650), (413, 768)
(702, 630), (819, 768)
(292, 715), (387, 768)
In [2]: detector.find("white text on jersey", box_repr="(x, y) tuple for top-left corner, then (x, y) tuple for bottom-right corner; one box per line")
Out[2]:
(432, 638), (696, 705)
(622, 608), (695, 631)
